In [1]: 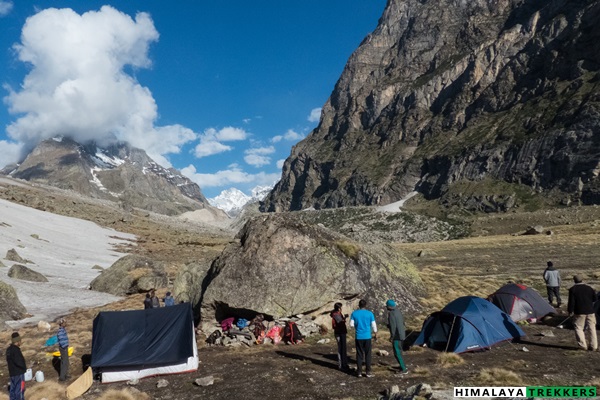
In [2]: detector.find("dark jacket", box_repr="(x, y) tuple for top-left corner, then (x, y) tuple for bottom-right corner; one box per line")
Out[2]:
(387, 307), (406, 341)
(144, 296), (152, 309)
(330, 310), (347, 335)
(568, 283), (596, 315)
(6, 344), (26, 377)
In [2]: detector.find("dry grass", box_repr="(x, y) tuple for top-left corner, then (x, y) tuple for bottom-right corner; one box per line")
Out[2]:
(406, 344), (426, 353)
(334, 240), (361, 260)
(436, 352), (465, 367)
(475, 368), (524, 385)
(25, 381), (66, 400)
(96, 388), (150, 400)
(412, 366), (431, 376)
(585, 378), (600, 390)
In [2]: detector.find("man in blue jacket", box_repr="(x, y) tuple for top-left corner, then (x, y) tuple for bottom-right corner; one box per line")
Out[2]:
(350, 299), (377, 378)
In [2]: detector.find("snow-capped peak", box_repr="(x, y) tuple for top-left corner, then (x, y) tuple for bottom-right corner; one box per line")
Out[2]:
(209, 185), (272, 217)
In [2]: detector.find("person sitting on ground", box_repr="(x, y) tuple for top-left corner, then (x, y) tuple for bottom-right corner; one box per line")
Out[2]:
(163, 292), (175, 306)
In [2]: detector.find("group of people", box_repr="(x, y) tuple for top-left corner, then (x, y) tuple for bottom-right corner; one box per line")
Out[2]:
(6, 318), (70, 400)
(330, 298), (407, 378)
(143, 289), (175, 309)
(543, 261), (598, 351)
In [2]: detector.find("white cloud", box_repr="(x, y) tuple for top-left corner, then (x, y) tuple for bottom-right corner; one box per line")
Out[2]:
(0, 140), (23, 168)
(193, 126), (249, 158)
(194, 141), (232, 158)
(181, 164), (279, 188)
(244, 146), (275, 167)
(276, 159), (285, 169)
(2, 6), (198, 167)
(271, 129), (304, 143)
(308, 107), (322, 123)
(244, 154), (270, 167)
(0, 1), (13, 16)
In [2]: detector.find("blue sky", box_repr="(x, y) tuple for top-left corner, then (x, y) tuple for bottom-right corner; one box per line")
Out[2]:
(0, 1), (385, 198)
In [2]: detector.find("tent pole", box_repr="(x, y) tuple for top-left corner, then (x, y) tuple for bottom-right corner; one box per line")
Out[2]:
(444, 315), (457, 353)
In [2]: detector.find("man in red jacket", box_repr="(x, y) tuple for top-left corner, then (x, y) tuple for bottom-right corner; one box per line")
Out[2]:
(568, 275), (597, 351)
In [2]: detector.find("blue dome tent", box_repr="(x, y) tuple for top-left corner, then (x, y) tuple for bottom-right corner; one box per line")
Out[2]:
(414, 296), (525, 353)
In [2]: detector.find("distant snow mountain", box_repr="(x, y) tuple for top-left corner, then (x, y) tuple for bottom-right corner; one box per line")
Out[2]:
(209, 186), (272, 217)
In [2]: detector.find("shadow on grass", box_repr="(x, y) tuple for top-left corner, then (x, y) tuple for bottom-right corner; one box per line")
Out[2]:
(276, 351), (356, 376)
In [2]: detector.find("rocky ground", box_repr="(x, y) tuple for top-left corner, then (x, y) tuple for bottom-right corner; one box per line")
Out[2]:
(1, 177), (600, 399)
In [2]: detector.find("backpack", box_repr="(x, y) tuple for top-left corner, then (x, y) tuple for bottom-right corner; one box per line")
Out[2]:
(220, 317), (234, 332)
(206, 330), (222, 345)
(283, 321), (304, 344)
(267, 325), (282, 344)
(236, 318), (249, 329)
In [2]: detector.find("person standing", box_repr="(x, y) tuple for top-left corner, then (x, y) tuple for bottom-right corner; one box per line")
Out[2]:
(6, 332), (26, 400)
(163, 291), (175, 306)
(330, 302), (349, 371)
(386, 299), (408, 375)
(568, 275), (597, 351)
(150, 289), (160, 308)
(543, 261), (562, 307)
(57, 318), (70, 381)
(350, 299), (377, 378)
(143, 293), (152, 309)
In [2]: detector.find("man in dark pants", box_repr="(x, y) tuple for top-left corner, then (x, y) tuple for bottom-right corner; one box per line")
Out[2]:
(6, 332), (26, 400)
(568, 275), (597, 351)
(330, 302), (349, 371)
(543, 261), (562, 307)
(350, 299), (377, 378)
(386, 299), (408, 375)
(57, 318), (70, 381)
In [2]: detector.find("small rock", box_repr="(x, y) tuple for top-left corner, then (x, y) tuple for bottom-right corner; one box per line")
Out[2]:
(377, 349), (389, 356)
(37, 321), (51, 332)
(194, 376), (214, 387)
(540, 330), (555, 337)
(317, 338), (331, 344)
(156, 379), (168, 388)
(522, 346), (530, 352)
(307, 378), (315, 383)
(126, 378), (139, 385)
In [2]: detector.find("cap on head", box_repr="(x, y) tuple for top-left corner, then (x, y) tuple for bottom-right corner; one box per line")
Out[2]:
(547, 261), (553, 267)
(573, 275), (583, 283)
(58, 318), (65, 326)
(386, 299), (396, 308)
(11, 332), (21, 344)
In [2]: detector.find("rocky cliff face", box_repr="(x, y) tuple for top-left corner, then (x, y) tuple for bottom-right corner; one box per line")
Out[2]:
(263, 0), (600, 212)
(2, 137), (210, 215)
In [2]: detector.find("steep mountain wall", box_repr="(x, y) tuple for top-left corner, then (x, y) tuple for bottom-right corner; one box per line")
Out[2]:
(263, 0), (600, 212)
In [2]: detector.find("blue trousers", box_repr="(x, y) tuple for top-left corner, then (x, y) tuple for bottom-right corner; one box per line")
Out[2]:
(9, 374), (24, 400)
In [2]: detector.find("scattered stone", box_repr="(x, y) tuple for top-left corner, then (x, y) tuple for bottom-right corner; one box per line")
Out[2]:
(522, 225), (544, 235)
(89, 254), (168, 295)
(540, 330), (555, 337)
(156, 379), (168, 388)
(5, 248), (30, 263)
(8, 264), (48, 282)
(194, 376), (214, 387)
(522, 346), (530, 352)
(546, 230), (554, 236)
(377, 349), (389, 356)
(91, 265), (104, 271)
(126, 378), (139, 385)
(417, 249), (437, 257)
(379, 383), (433, 400)
(37, 321), (51, 332)
(307, 378), (315, 383)
(317, 338), (331, 344)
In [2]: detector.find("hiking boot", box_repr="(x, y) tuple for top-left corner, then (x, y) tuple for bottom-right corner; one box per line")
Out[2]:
(356, 372), (362, 378)
(396, 369), (409, 375)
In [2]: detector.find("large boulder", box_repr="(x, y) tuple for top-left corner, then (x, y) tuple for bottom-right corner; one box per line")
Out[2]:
(89, 255), (168, 295)
(8, 264), (48, 282)
(0, 280), (27, 321)
(198, 214), (425, 327)
(5, 248), (30, 263)
(173, 261), (212, 306)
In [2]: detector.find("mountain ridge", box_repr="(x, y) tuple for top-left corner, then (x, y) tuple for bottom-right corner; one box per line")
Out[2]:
(262, 0), (600, 213)
(1, 136), (212, 216)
